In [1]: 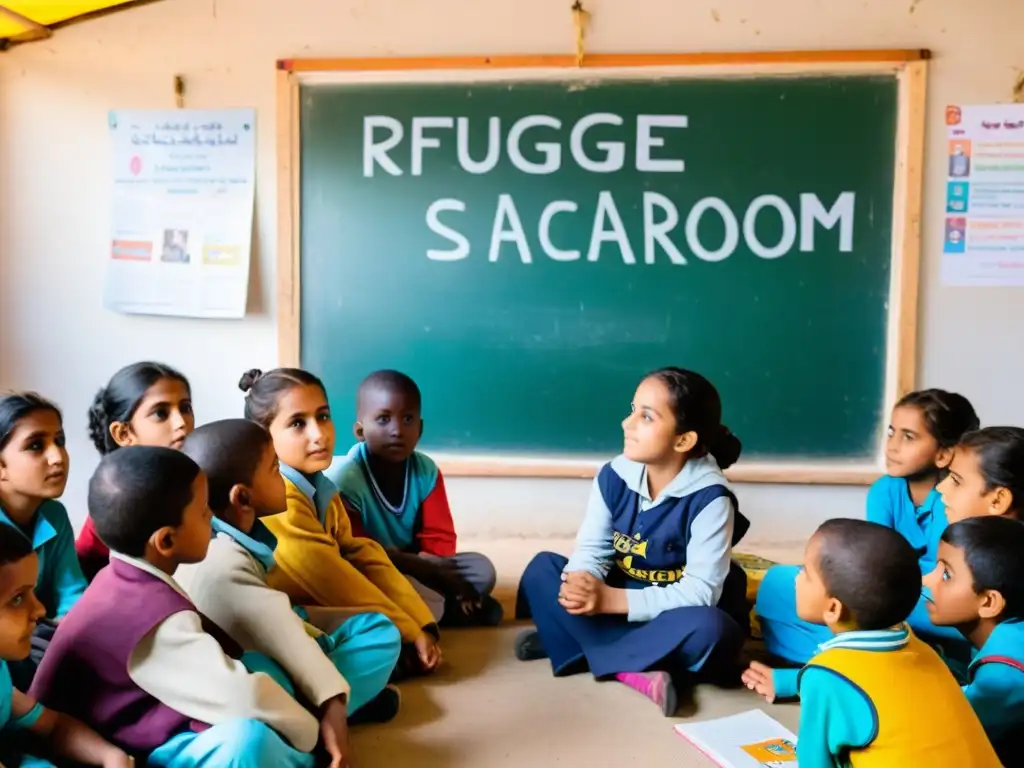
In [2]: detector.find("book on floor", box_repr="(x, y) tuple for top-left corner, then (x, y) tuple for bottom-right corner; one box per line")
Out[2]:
(674, 709), (798, 767)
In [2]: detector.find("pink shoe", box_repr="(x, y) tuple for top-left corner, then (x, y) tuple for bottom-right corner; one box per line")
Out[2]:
(615, 671), (678, 716)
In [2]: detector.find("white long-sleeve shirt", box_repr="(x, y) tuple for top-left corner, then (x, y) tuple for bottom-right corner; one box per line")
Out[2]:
(175, 523), (350, 708)
(111, 552), (320, 752)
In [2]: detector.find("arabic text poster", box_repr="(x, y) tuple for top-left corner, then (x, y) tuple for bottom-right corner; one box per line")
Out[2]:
(104, 109), (256, 318)
(942, 104), (1024, 286)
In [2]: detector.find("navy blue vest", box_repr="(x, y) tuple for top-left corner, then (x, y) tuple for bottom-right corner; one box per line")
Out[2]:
(597, 462), (750, 597)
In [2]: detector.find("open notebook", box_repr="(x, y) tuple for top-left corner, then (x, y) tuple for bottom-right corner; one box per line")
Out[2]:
(674, 709), (798, 767)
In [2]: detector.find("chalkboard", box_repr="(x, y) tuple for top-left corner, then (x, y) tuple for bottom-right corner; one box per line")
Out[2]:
(286, 62), (923, 472)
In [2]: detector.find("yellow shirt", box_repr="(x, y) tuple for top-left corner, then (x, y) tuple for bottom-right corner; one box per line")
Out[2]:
(264, 474), (436, 642)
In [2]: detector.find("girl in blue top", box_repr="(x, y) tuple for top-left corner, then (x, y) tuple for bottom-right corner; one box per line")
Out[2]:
(514, 368), (750, 716)
(755, 388), (979, 665)
(0, 394), (87, 690)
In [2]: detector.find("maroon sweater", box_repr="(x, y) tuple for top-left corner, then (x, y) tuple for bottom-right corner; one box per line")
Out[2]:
(29, 558), (241, 755)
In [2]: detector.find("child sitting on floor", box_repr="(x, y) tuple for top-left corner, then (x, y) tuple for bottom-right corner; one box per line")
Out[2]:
(326, 370), (503, 627)
(78, 362), (195, 580)
(29, 446), (318, 768)
(743, 519), (999, 767)
(175, 419), (402, 766)
(936, 426), (1023, 525)
(0, 393), (87, 689)
(924, 515), (1024, 763)
(0, 524), (132, 768)
(239, 368), (442, 679)
(514, 367), (751, 716)
(755, 389), (979, 665)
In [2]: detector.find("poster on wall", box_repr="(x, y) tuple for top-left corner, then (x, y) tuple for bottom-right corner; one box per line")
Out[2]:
(103, 108), (256, 318)
(941, 103), (1024, 287)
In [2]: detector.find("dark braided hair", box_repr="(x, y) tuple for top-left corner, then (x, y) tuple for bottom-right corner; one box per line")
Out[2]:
(957, 427), (1024, 514)
(644, 367), (742, 469)
(895, 389), (979, 449)
(88, 362), (191, 455)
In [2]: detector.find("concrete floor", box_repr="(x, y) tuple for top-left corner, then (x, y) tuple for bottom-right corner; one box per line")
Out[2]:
(350, 539), (802, 767)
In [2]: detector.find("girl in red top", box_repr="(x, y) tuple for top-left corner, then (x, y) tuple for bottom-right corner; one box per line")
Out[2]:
(75, 362), (194, 579)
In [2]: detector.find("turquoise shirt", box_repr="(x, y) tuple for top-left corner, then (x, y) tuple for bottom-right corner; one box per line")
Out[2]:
(325, 442), (438, 552)
(865, 477), (962, 644)
(865, 476), (945, 574)
(0, 660), (44, 731)
(0, 500), (86, 618)
(774, 625), (911, 768)
(210, 517), (278, 573)
(964, 619), (1024, 747)
(279, 464), (338, 529)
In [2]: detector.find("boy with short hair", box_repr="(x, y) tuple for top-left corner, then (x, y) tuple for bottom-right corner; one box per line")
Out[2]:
(175, 419), (403, 767)
(28, 446), (317, 768)
(743, 519), (999, 767)
(326, 369), (502, 627)
(0, 524), (132, 767)
(924, 515), (1024, 763)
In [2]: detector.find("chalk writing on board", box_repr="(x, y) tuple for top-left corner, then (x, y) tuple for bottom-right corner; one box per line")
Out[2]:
(363, 113), (855, 265)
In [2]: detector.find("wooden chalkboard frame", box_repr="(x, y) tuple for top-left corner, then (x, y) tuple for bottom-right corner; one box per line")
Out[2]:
(275, 49), (929, 486)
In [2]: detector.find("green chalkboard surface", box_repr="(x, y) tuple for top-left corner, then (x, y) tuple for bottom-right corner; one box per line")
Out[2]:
(299, 74), (898, 460)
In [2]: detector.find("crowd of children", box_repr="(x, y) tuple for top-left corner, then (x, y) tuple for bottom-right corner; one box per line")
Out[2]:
(0, 360), (1021, 765)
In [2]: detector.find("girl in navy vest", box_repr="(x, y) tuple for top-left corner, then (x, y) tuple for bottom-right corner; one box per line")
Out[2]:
(514, 367), (749, 716)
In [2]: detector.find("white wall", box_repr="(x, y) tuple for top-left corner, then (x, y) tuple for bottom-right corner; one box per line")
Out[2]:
(1, 0), (1022, 550)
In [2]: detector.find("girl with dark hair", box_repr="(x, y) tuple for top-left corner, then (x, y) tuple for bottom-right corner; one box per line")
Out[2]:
(240, 368), (441, 680)
(76, 362), (194, 580)
(514, 367), (750, 716)
(756, 388), (980, 666)
(0, 392), (87, 688)
(938, 426), (1024, 524)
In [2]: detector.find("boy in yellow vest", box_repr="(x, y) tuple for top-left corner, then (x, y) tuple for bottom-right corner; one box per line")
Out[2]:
(742, 519), (999, 767)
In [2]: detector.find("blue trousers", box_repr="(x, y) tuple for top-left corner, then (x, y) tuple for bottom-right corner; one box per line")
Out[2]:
(244, 611), (400, 714)
(3, 720), (316, 768)
(516, 551), (743, 679)
(755, 564), (972, 665)
(149, 719), (314, 768)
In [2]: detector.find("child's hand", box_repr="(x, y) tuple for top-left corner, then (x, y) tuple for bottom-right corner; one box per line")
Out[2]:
(319, 696), (354, 768)
(102, 752), (135, 768)
(435, 561), (481, 611)
(414, 632), (442, 671)
(561, 577), (598, 614)
(565, 571), (601, 595)
(559, 573), (600, 614)
(741, 661), (776, 703)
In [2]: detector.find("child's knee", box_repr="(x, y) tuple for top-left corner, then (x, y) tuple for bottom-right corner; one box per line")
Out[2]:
(689, 606), (741, 645)
(521, 551), (568, 584)
(338, 612), (402, 655)
(462, 552), (498, 594)
(372, 614), (403, 660)
(212, 718), (279, 753)
(754, 564), (799, 614)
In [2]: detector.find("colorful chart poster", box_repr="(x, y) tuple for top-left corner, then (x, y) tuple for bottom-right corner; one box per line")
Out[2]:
(104, 108), (256, 317)
(941, 104), (1024, 286)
